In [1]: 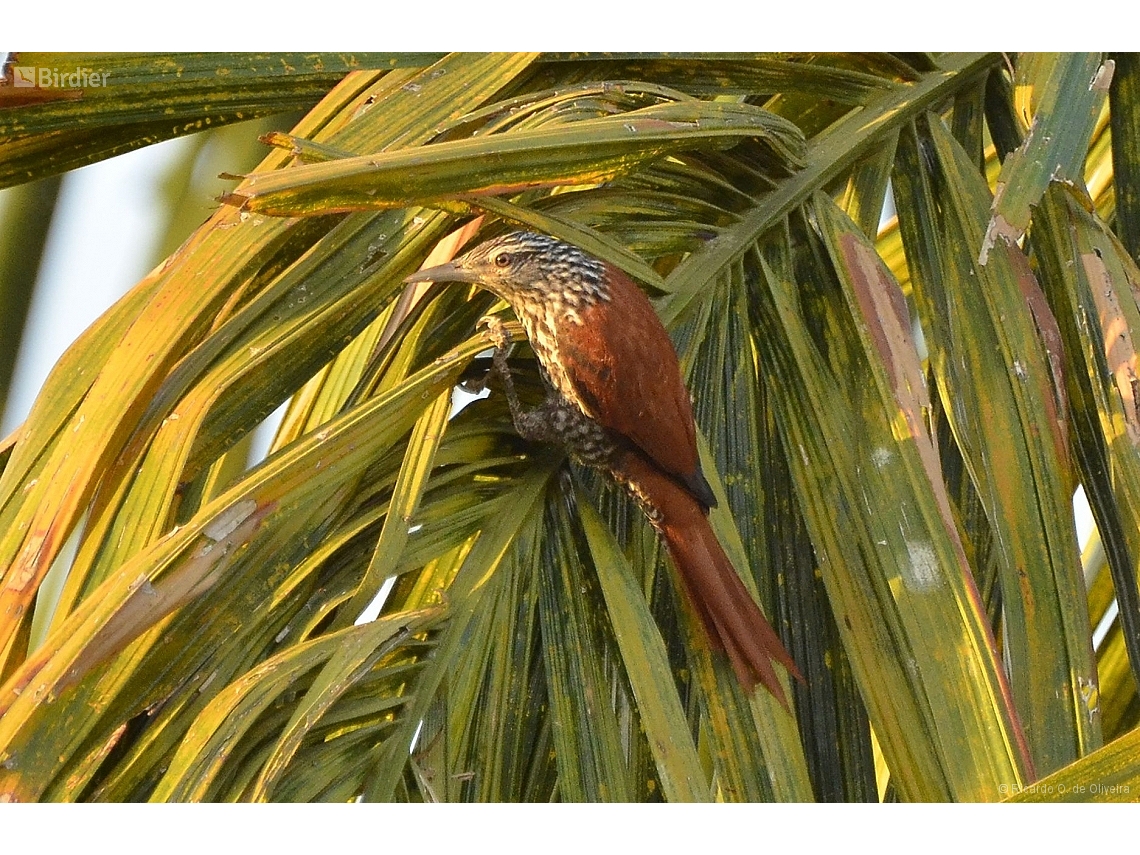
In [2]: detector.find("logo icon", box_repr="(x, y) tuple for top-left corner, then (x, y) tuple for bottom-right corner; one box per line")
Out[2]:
(13, 66), (36, 87)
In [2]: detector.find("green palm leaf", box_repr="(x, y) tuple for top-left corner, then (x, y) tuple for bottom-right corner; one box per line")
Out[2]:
(0, 51), (1136, 802)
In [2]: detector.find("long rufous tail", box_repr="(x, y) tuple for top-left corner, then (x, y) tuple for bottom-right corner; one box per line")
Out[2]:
(617, 451), (801, 709)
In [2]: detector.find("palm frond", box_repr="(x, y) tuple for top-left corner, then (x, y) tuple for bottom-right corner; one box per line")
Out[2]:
(0, 51), (1136, 802)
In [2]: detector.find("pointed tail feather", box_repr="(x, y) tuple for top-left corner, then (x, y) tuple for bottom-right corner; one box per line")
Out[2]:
(617, 451), (800, 709)
(664, 516), (801, 708)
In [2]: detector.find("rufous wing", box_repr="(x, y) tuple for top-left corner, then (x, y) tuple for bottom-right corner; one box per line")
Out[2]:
(558, 264), (713, 505)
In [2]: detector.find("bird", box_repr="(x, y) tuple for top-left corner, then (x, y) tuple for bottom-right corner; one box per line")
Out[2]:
(405, 231), (800, 708)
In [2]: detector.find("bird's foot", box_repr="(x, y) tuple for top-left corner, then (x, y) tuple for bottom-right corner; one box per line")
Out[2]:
(457, 360), (493, 395)
(476, 314), (513, 352)
(480, 315), (520, 397)
(460, 316), (515, 395)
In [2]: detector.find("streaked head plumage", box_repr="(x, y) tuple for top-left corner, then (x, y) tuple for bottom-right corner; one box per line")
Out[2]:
(406, 231), (608, 304)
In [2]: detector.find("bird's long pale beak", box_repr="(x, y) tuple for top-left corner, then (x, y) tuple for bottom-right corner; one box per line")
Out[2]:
(404, 261), (478, 284)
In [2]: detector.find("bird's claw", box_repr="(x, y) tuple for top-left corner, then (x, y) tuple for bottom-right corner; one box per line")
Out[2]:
(461, 317), (513, 395)
(457, 371), (491, 396)
(477, 315), (512, 352)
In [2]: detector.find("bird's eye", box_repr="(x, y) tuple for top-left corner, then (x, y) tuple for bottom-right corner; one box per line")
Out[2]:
(492, 252), (512, 268)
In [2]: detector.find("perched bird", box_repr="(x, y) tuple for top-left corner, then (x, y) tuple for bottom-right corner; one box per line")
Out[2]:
(406, 231), (799, 707)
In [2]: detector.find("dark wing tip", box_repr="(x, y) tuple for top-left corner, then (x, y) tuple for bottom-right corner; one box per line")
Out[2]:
(685, 469), (718, 510)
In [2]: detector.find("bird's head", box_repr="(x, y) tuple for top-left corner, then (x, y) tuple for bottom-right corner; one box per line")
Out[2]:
(404, 231), (609, 307)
